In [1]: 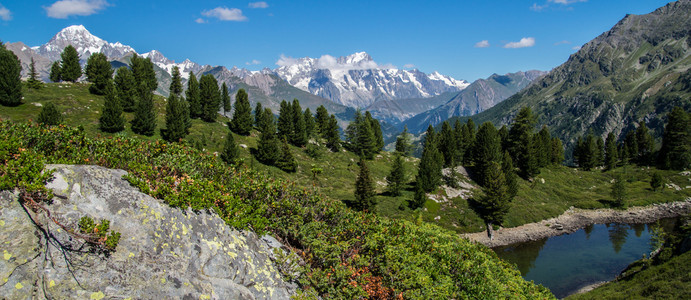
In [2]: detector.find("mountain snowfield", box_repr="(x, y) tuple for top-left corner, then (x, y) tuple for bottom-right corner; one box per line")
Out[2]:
(273, 52), (470, 108)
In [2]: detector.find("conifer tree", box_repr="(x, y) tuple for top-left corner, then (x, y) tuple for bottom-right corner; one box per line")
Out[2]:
(473, 122), (502, 186)
(596, 136), (605, 167)
(161, 94), (187, 142)
(85, 52), (113, 95)
(438, 121), (457, 167)
(0, 43), (22, 106)
(291, 99), (307, 146)
(365, 111), (384, 152)
(356, 112), (376, 159)
(315, 105), (329, 135)
(477, 161), (510, 239)
(131, 82), (156, 136)
(658, 107), (691, 170)
(498, 125), (509, 152)
(605, 132), (618, 170)
(26, 57), (43, 89)
(114, 67), (137, 112)
(59, 45), (81, 82)
(220, 131), (239, 165)
(354, 158), (376, 211)
(624, 130), (638, 165)
(509, 107), (538, 177)
(575, 133), (599, 171)
(230, 88), (253, 135)
(411, 182), (426, 209)
(49, 61), (61, 82)
(611, 173), (626, 208)
(199, 74), (220, 122)
(417, 125), (443, 192)
(636, 122), (654, 165)
(535, 126), (552, 168)
(395, 125), (412, 156)
(462, 119), (477, 165)
(453, 120), (465, 163)
(98, 81), (125, 133)
(277, 137), (298, 172)
(129, 54), (157, 92)
(37, 102), (62, 126)
(221, 82), (230, 115)
(344, 109), (361, 152)
(387, 153), (406, 196)
(169, 66), (183, 96)
(650, 173), (662, 192)
(324, 115), (341, 152)
(304, 108), (315, 138)
(256, 108), (279, 164)
(502, 151), (518, 199)
(277, 100), (293, 139)
(254, 102), (263, 128)
(551, 137), (564, 165)
(186, 72), (201, 118)
(169, 66), (190, 133)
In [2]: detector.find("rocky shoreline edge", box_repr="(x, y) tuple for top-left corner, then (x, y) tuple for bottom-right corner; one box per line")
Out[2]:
(461, 198), (691, 248)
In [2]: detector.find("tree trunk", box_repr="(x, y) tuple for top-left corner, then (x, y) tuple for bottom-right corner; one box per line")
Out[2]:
(486, 222), (494, 241)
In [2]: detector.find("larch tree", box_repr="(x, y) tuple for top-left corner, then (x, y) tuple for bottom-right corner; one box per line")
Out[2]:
(27, 57), (43, 89)
(396, 125), (412, 156)
(324, 115), (341, 152)
(277, 100), (293, 139)
(605, 132), (619, 170)
(254, 102), (263, 129)
(129, 54), (157, 92)
(315, 105), (329, 135)
(291, 99), (307, 147)
(169, 66), (190, 133)
(636, 122), (654, 165)
(477, 161), (510, 240)
(230, 88), (252, 135)
(59, 45), (81, 82)
(304, 108), (315, 138)
(438, 121), (457, 167)
(277, 137), (298, 173)
(508, 107), (538, 178)
(85, 52), (113, 95)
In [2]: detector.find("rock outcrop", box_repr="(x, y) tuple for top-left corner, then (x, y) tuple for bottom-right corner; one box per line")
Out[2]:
(0, 164), (295, 299)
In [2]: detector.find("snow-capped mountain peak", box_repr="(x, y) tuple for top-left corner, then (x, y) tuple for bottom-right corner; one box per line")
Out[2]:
(35, 24), (135, 61)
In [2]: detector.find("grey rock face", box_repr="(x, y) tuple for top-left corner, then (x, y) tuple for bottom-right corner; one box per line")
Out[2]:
(0, 164), (294, 299)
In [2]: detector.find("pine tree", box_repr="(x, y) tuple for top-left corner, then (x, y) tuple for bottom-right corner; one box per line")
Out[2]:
(0, 43), (22, 106)
(277, 137), (298, 172)
(411, 182), (426, 209)
(49, 61), (61, 82)
(254, 102), (263, 129)
(596, 136), (605, 167)
(658, 107), (691, 170)
(230, 88), (252, 135)
(131, 82), (156, 136)
(129, 54), (157, 92)
(304, 108), (315, 138)
(59, 45), (81, 82)
(575, 133), (599, 171)
(508, 107), (538, 178)
(605, 132), (618, 170)
(169, 66), (183, 96)
(611, 174), (626, 208)
(344, 109), (361, 152)
(477, 161), (510, 239)
(37, 102), (62, 126)
(169, 66), (190, 133)
(535, 126), (552, 168)
(366, 111), (384, 152)
(98, 80), (124, 133)
(277, 100), (293, 139)
(291, 99), (307, 146)
(417, 125), (443, 192)
(636, 122), (654, 165)
(650, 172), (662, 192)
(114, 67), (137, 112)
(199, 74), (220, 122)
(221, 83), (230, 115)
(26, 57), (43, 89)
(220, 131), (239, 165)
(498, 125), (509, 152)
(161, 94), (187, 142)
(324, 115), (341, 152)
(85, 52), (113, 95)
(356, 112), (376, 159)
(551, 137), (564, 165)
(387, 153), (406, 196)
(473, 122), (502, 186)
(354, 158), (376, 211)
(462, 119), (477, 165)
(256, 108), (279, 164)
(624, 130), (638, 165)
(186, 72), (201, 118)
(395, 125), (412, 156)
(438, 121), (457, 167)
(315, 105), (330, 135)
(502, 151), (518, 199)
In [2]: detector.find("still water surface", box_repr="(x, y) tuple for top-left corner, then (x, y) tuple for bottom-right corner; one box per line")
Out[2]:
(493, 219), (676, 298)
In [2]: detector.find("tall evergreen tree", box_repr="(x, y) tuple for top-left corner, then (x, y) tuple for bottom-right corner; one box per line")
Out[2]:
(114, 67), (137, 112)
(462, 119), (477, 165)
(129, 54), (157, 92)
(256, 108), (279, 164)
(324, 115), (341, 152)
(186, 72), (201, 118)
(595, 135), (605, 167)
(509, 107), (538, 177)
(477, 161), (510, 239)
(395, 125), (412, 156)
(291, 99), (307, 146)
(636, 122), (654, 165)
(131, 82), (156, 136)
(220, 131), (239, 165)
(26, 57), (43, 89)
(551, 137), (564, 165)
(535, 126), (552, 168)
(98, 80), (124, 133)
(161, 94), (187, 142)
(169, 66), (190, 133)
(356, 112), (376, 159)
(611, 173), (627, 208)
(59, 45), (81, 82)
(230, 88), (253, 134)
(37, 102), (62, 126)
(315, 105), (329, 135)
(417, 125), (444, 192)
(85, 52), (113, 95)
(199, 74), (220, 122)
(344, 109), (361, 151)
(0, 43), (22, 106)
(354, 158), (376, 212)
(254, 102), (263, 128)
(624, 130), (638, 165)
(221, 82), (231, 115)
(365, 111), (384, 152)
(411, 182), (426, 209)
(502, 151), (518, 199)
(169, 66), (183, 96)
(605, 132), (618, 170)
(438, 121), (457, 167)
(658, 107), (691, 170)
(575, 133), (599, 171)
(387, 154), (406, 196)
(498, 125), (510, 152)
(473, 122), (503, 186)
(453, 120), (466, 163)
(277, 100), (293, 139)
(650, 172), (663, 192)
(49, 61), (61, 83)
(277, 137), (298, 172)
(304, 108), (315, 138)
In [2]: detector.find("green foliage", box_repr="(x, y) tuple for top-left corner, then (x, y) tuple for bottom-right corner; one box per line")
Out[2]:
(551, 137), (564, 165)
(291, 99), (307, 147)
(277, 100), (293, 139)
(658, 107), (691, 170)
(650, 172), (663, 191)
(417, 125), (443, 192)
(395, 125), (411, 156)
(59, 45), (81, 82)
(315, 105), (329, 135)
(186, 72), (202, 119)
(220, 131), (238, 165)
(0, 44), (22, 106)
(604, 132), (618, 170)
(508, 107), (538, 177)
(37, 102), (63, 126)
(85, 52), (113, 95)
(78, 216), (121, 251)
(386, 153), (406, 196)
(98, 81), (125, 133)
(574, 133), (600, 171)
(169, 66), (183, 96)
(324, 114), (341, 152)
(476, 161), (511, 226)
(438, 121), (457, 167)
(303, 108), (315, 138)
(114, 67), (137, 112)
(277, 137), (298, 173)
(129, 54), (157, 92)
(354, 158), (376, 211)
(502, 151), (518, 199)
(221, 82), (231, 115)
(345, 110), (378, 159)
(636, 122), (655, 165)
(366, 111), (384, 152)
(49, 61), (61, 83)
(473, 122), (502, 186)
(131, 82), (156, 136)
(256, 108), (279, 164)
(254, 102), (263, 128)
(161, 94), (187, 142)
(26, 57), (43, 90)
(199, 74), (220, 123)
(611, 173), (627, 208)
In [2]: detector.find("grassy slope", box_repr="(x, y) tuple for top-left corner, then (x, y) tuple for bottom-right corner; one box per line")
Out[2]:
(3, 83), (690, 237)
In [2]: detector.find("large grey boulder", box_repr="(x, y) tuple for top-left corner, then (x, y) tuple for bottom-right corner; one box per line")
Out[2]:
(0, 164), (295, 299)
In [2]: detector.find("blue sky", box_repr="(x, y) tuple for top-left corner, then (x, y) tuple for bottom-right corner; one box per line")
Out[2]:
(0, 0), (673, 81)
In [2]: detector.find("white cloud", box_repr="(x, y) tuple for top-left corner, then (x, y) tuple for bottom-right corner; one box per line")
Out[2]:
(403, 64), (415, 69)
(44, 0), (108, 19)
(248, 2), (268, 9)
(530, 3), (547, 11)
(245, 59), (261, 65)
(572, 45), (582, 50)
(0, 4), (11, 21)
(550, 0), (587, 4)
(503, 37), (536, 49)
(276, 54), (298, 67)
(474, 40), (490, 48)
(195, 18), (207, 24)
(315, 54), (379, 70)
(202, 7), (247, 22)
(554, 40), (570, 45)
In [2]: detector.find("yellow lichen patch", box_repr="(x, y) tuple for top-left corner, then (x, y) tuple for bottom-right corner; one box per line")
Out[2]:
(199, 294), (211, 300)
(176, 235), (180, 239)
(90, 291), (105, 300)
(3, 250), (11, 260)
(142, 218), (149, 225)
(184, 282), (189, 286)
(202, 239), (223, 252)
(49, 280), (56, 288)
(0, 220), (5, 226)
(162, 243), (169, 248)
(15, 282), (23, 289)
(129, 252), (135, 258)
(117, 210), (122, 215)
(181, 224), (188, 235)
(160, 277), (166, 284)
(227, 251), (237, 259)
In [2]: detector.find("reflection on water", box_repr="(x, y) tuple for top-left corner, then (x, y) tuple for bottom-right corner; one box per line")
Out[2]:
(494, 218), (677, 299)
